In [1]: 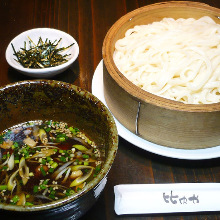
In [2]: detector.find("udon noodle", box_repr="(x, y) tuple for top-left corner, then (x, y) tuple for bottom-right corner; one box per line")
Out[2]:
(113, 16), (220, 104)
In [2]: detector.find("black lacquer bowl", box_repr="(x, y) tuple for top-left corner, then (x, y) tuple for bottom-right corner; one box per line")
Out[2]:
(0, 80), (118, 220)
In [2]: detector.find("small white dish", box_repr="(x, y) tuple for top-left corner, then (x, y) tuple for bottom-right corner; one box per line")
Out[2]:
(5, 28), (79, 78)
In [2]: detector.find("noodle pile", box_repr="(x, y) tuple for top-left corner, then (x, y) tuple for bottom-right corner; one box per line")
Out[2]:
(113, 16), (220, 104)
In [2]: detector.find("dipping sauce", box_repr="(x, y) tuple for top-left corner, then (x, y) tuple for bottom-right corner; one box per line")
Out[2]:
(0, 120), (104, 206)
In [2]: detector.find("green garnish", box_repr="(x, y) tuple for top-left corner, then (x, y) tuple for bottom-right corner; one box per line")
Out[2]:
(0, 135), (4, 144)
(0, 185), (7, 191)
(41, 159), (46, 165)
(11, 37), (74, 69)
(51, 162), (58, 169)
(69, 127), (79, 134)
(40, 166), (47, 176)
(11, 195), (19, 204)
(25, 202), (33, 206)
(82, 154), (89, 159)
(33, 185), (38, 193)
(84, 161), (89, 166)
(48, 168), (54, 173)
(0, 120), (103, 206)
(65, 188), (75, 196)
(94, 164), (101, 177)
(56, 133), (67, 142)
(60, 156), (66, 162)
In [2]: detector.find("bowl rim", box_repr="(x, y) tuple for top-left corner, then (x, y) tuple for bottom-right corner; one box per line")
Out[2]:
(0, 79), (118, 212)
(102, 1), (220, 112)
(5, 28), (79, 75)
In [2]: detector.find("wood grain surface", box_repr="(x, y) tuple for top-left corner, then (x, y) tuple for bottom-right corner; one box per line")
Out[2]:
(1, 0), (220, 219)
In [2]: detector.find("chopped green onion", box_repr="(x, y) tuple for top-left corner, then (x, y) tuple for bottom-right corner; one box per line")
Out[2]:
(43, 179), (49, 185)
(40, 184), (47, 190)
(29, 172), (34, 177)
(73, 145), (88, 151)
(82, 154), (89, 159)
(46, 156), (52, 162)
(50, 190), (56, 195)
(67, 150), (72, 154)
(84, 161), (89, 166)
(60, 156), (66, 162)
(49, 194), (55, 199)
(76, 187), (82, 192)
(65, 189), (75, 196)
(51, 162), (58, 169)
(48, 168), (54, 173)
(12, 195), (19, 203)
(46, 120), (52, 126)
(25, 202), (33, 206)
(40, 166), (47, 176)
(2, 166), (8, 170)
(0, 185), (7, 191)
(69, 127), (79, 135)
(49, 160), (54, 165)
(45, 127), (51, 132)
(0, 135), (4, 144)
(41, 159), (46, 165)
(33, 185), (39, 193)
(86, 138), (92, 145)
(58, 137), (65, 142)
(94, 164), (101, 175)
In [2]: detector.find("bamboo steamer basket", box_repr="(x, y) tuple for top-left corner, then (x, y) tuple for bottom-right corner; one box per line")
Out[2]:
(102, 1), (220, 150)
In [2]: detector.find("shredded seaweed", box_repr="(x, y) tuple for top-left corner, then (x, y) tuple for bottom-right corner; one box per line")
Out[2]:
(11, 36), (74, 68)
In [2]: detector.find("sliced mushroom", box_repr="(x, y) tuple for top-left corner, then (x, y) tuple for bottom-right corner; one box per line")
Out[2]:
(0, 140), (13, 149)
(39, 129), (47, 144)
(23, 137), (37, 148)
(70, 170), (83, 179)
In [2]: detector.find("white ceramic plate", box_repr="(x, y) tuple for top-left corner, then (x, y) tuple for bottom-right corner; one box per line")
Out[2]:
(6, 28), (79, 78)
(92, 60), (220, 160)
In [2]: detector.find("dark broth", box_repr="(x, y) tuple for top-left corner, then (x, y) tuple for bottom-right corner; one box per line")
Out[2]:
(0, 120), (104, 206)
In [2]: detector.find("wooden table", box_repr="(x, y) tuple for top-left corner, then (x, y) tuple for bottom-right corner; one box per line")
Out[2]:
(1, 0), (220, 219)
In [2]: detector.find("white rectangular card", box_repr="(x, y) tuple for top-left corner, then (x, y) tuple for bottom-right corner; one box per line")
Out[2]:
(114, 183), (220, 215)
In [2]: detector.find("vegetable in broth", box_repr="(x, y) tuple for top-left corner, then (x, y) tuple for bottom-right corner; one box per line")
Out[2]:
(0, 120), (104, 206)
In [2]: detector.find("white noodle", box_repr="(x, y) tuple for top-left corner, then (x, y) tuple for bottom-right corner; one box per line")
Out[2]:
(113, 16), (220, 104)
